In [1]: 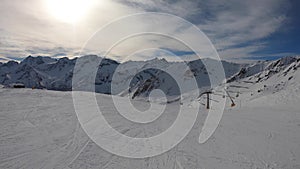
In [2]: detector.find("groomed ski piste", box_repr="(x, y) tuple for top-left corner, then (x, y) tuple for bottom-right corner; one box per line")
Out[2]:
(1, 57), (300, 169)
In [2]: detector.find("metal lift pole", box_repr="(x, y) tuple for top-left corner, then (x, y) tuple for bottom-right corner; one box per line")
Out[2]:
(198, 90), (212, 109)
(206, 92), (210, 109)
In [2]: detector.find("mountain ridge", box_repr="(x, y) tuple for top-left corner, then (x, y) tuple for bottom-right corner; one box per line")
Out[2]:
(1, 55), (298, 97)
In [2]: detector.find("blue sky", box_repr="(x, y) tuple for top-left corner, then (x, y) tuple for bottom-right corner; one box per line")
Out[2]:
(256, 0), (300, 58)
(0, 0), (299, 62)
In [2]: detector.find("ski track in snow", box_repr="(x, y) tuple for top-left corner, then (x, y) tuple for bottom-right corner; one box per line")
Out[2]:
(0, 85), (299, 169)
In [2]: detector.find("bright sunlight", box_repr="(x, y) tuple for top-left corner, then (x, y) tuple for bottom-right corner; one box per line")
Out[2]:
(45, 0), (96, 24)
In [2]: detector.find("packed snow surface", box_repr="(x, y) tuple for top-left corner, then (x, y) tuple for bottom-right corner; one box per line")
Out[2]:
(0, 80), (299, 169)
(0, 56), (300, 169)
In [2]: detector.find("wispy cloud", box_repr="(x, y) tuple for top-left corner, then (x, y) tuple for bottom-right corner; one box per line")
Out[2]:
(113, 0), (202, 19)
(198, 0), (290, 59)
(114, 0), (291, 60)
(0, 0), (293, 61)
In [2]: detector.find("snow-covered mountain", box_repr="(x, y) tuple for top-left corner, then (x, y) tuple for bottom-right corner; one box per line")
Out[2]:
(0, 55), (119, 93)
(0, 55), (242, 95)
(1, 55), (300, 169)
(119, 58), (243, 98)
(1, 56), (300, 168)
(227, 56), (300, 83)
(1, 55), (299, 99)
(225, 56), (300, 103)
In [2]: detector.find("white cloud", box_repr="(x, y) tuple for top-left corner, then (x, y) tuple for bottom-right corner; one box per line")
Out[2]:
(113, 0), (290, 60)
(0, 0), (291, 61)
(196, 0), (289, 59)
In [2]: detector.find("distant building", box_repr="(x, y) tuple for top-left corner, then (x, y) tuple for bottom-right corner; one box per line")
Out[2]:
(9, 83), (25, 88)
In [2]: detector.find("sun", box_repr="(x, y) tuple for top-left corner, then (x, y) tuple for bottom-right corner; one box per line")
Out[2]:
(45, 0), (95, 24)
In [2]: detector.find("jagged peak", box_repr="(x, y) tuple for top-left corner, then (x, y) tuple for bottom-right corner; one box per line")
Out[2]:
(22, 55), (57, 65)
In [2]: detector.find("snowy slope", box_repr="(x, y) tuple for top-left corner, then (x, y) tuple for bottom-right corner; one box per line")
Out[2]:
(0, 62), (300, 168)
(225, 56), (300, 104)
(1, 56), (300, 169)
(227, 56), (299, 83)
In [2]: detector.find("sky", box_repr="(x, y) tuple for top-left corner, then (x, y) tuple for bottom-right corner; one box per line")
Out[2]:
(0, 0), (299, 63)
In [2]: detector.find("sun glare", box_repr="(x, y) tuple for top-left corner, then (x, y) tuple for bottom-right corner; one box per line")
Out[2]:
(45, 0), (95, 23)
